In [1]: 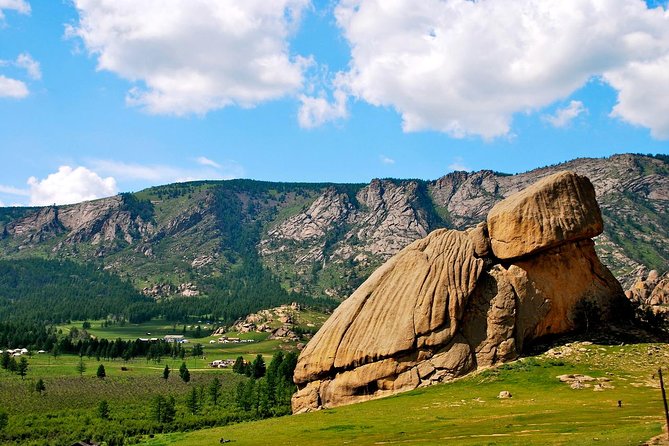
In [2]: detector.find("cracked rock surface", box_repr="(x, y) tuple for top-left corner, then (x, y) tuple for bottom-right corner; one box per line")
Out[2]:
(292, 171), (625, 413)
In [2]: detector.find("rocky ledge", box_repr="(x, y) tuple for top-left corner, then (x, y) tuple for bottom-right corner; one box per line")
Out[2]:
(292, 171), (627, 413)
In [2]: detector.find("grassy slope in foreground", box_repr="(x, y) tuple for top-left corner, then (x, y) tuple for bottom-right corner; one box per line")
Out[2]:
(143, 341), (667, 446)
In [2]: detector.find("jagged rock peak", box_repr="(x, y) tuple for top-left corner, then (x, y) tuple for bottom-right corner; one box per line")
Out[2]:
(292, 171), (624, 413)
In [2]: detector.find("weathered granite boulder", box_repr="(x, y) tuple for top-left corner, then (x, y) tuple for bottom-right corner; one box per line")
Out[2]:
(292, 171), (625, 413)
(626, 270), (669, 315)
(487, 171), (603, 260)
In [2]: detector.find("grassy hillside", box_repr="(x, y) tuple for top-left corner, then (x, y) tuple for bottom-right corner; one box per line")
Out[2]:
(142, 340), (668, 446)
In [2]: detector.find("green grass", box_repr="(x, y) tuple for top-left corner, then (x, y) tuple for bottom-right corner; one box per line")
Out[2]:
(59, 318), (304, 361)
(0, 353), (245, 445)
(141, 342), (669, 446)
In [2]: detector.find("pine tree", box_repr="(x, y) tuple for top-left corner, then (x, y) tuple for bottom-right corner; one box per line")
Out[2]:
(251, 354), (266, 379)
(76, 356), (86, 376)
(232, 356), (245, 374)
(17, 357), (28, 380)
(179, 362), (190, 383)
(96, 364), (106, 379)
(162, 364), (170, 380)
(0, 351), (9, 369)
(185, 386), (199, 414)
(97, 400), (110, 420)
(35, 378), (45, 395)
(208, 377), (222, 406)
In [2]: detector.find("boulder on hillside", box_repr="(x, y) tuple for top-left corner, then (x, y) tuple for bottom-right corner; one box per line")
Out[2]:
(292, 171), (624, 414)
(487, 171), (603, 260)
(626, 270), (669, 315)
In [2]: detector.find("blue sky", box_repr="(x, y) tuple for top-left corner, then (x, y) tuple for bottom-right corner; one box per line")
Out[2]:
(0, 0), (668, 206)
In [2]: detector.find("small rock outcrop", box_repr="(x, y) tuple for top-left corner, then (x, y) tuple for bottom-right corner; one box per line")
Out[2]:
(626, 270), (669, 315)
(292, 171), (625, 413)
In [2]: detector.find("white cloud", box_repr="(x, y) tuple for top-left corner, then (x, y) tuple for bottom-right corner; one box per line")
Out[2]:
(0, 184), (29, 196)
(604, 54), (669, 139)
(195, 156), (221, 169)
(0, 0), (30, 22)
(27, 166), (118, 206)
(379, 155), (395, 165)
(89, 159), (245, 183)
(448, 157), (470, 172)
(69, 0), (309, 116)
(543, 100), (587, 128)
(333, 0), (669, 139)
(0, 75), (28, 98)
(298, 88), (348, 128)
(15, 53), (40, 80)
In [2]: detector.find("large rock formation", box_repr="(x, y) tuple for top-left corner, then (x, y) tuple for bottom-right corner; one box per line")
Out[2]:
(292, 171), (625, 413)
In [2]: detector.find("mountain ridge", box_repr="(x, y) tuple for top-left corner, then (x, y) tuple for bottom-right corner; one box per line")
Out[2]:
(0, 153), (667, 300)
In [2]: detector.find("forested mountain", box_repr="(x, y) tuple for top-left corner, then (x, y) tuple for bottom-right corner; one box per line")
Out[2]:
(0, 153), (666, 319)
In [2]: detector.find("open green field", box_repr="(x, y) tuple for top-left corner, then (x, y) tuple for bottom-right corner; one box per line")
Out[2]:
(0, 352), (248, 445)
(57, 318), (301, 363)
(142, 341), (669, 446)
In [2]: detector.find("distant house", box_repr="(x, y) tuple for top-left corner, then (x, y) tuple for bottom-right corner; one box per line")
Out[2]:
(209, 359), (235, 368)
(163, 335), (185, 343)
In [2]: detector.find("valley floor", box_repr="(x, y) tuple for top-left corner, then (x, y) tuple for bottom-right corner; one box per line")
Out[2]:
(142, 340), (669, 446)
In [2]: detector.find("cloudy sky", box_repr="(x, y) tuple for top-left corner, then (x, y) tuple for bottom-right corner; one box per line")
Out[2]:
(1, 0), (668, 206)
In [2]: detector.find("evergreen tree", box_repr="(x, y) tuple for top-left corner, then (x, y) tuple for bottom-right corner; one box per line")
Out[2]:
(17, 357), (28, 380)
(256, 378), (271, 417)
(179, 362), (190, 383)
(251, 354), (266, 379)
(151, 395), (166, 422)
(162, 364), (170, 380)
(163, 396), (176, 423)
(185, 386), (199, 414)
(6, 357), (17, 373)
(0, 351), (9, 370)
(96, 364), (106, 379)
(208, 377), (222, 406)
(76, 356), (86, 376)
(0, 411), (7, 431)
(192, 343), (203, 357)
(236, 380), (255, 411)
(232, 356), (245, 374)
(35, 378), (45, 395)
(97, 400), (110, 420)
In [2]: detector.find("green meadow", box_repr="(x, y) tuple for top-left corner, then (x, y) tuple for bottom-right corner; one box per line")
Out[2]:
(142, 342), (669, 446)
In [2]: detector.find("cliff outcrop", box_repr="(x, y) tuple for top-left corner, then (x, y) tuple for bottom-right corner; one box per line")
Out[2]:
(292, 171), (625, 413)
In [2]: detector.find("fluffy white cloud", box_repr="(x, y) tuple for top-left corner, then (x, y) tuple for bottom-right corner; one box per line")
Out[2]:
(27, 166), (118, 206)
(333, 0), (669, 139)
(298, 89), (348, 128)
(0, 0), (30, 22)
(604, 54), (669, 139)
(15, 53), (40, 80)
(69, 0), (309, 115)
(543, 100), (587, 128)
(89, 159), (245, 183)
(379, 155), (395, 165)
(0, 75), (28, 98)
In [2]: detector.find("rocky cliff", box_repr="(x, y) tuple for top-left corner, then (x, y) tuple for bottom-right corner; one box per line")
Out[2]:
(292, 171), (626, 413)
(0, 154), (666, 298)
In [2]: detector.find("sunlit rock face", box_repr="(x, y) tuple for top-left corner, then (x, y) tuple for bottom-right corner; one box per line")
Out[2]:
(292, 171), (624, 413)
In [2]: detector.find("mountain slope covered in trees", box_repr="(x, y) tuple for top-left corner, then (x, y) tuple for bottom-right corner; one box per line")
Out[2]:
(0, 153), (666, 311)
